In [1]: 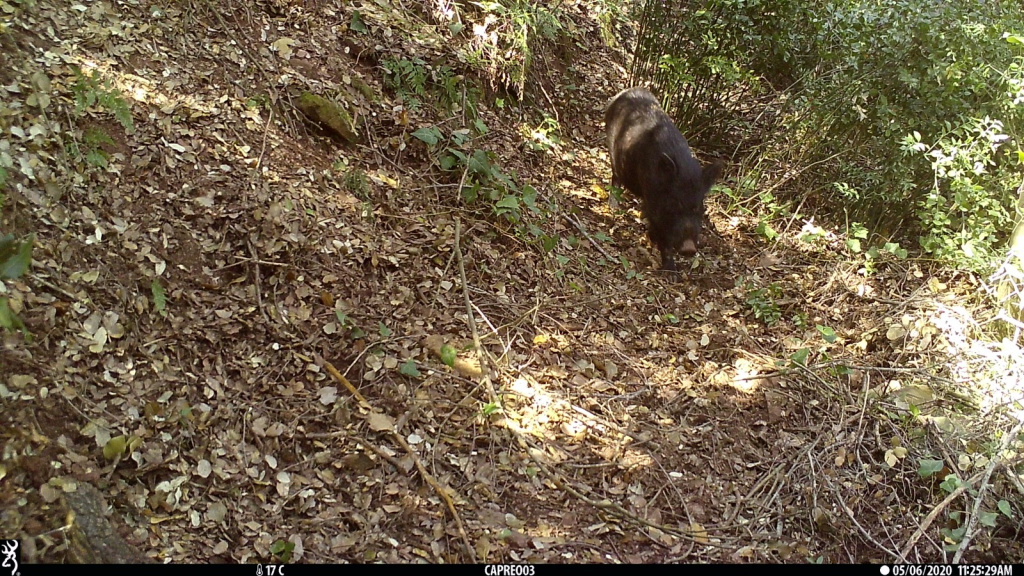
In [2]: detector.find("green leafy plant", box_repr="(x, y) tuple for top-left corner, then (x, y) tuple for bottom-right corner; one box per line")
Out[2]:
(150, 279), (167, 317)
(903, 119), (1015, 272)
(792, 311), (809, 328)
(752, 190), (785, 241)
(0, 234), (31, 280)
(349, 10), (369, 34)
(790, 347), (810, 366)
(755, 220), (779, 241)
(245, 93), (271, 110)
(607, 184), (625, 204)
(844, 221), (870, 254)
(382, 57), (467, 113)
(631, 0), (1024, 272)
(342, 166), (370, 200)
(619, 254), (639, 280)
(0, 233), (34, 335)
(917, 458), (945, 478)
(857, 240), (908, 276)
(744, 280), (782, 326)
(527, 223), (559, 254)
(399, 360), (421, 378)
(411, 125), (445, 148)
(522, 115), (562, 153)
(413, 125), (544, 227)
(382, 57), (428, 110)
(432, 64), (463, 113)
(71, 67), (134, 132)
(269, 539), (294, 563)
(816, 324), (837, 343)
(82, 126), (115, 168)
(440, 344), (457, 367)
(65, 67), (134, 175)
(335, 311), (365, 339)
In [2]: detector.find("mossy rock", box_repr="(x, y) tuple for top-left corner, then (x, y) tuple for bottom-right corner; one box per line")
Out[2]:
(349, 76), (379, 103)
(62, 481), (152, 563)
(296, 92), (359, 143)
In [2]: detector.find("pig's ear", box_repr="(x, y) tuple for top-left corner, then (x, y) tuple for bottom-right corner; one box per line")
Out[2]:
(659, 153), (677, 175)
(701, 159), (724, 190)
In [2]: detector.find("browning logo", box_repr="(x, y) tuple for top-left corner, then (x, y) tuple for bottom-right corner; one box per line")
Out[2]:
(0, 541), (18, 576)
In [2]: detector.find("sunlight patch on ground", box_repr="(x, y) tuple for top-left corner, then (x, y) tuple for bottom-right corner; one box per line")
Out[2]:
(76, 59), (221, 120)
(510, 376), (551, 408)
(509, 376), (565, 436)
(928, 302), (1024, 417)
(798, 218), (835, 242)
(508, 375), (625, 446)
(471, 14), (499, 44)
(616, 449), (654, 468)
(519, 122), (561, 152)
(560, 179), (601, 200)
(729, 357), (763, 394)
(430, 0), (457, 22)
(73, 56), (274, 176)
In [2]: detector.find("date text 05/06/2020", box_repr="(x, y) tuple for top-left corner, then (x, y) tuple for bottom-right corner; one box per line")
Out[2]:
(889, 565), (1013, 576)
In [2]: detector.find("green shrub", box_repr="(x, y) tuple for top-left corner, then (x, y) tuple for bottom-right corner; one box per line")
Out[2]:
(71, 67), (134, 132)
(460, 0), (564, 97)
(382, 57), (468, 113)
(412, 124), (543, 226)
(903, 118), (1017, 271)
(630, 0), (1024, 269)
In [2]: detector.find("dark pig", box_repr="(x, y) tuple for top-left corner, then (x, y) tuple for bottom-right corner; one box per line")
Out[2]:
(605, 87), (723, 271)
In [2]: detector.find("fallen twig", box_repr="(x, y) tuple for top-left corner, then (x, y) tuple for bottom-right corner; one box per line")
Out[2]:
(453, 218), (499, 404)
(953, 420), (1023, 563)
(565, 212), (616, 263)
(322, 361), (477, 562)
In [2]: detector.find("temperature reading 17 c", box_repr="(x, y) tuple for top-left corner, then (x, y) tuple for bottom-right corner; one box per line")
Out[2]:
(258, 565), (286, 576)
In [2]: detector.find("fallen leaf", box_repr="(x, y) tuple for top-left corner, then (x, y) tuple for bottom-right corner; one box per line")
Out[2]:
(367, 411), (395, 432)
(318, 386), (338, 405)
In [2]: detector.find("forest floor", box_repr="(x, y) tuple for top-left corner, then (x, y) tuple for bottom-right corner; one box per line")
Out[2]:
(1, 0), (1022, 564)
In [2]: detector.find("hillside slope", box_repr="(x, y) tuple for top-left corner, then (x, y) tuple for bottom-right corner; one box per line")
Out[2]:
(1, 0), (1020, 564)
